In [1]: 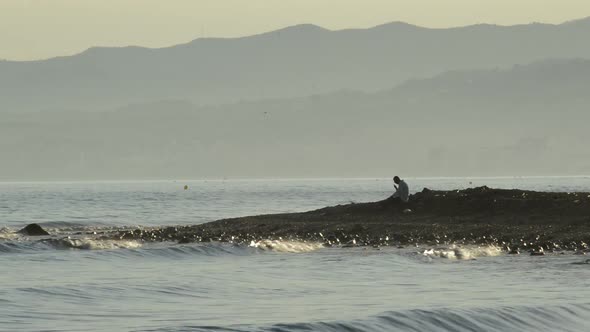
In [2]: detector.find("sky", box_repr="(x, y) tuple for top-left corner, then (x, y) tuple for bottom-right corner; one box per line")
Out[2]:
(1, 0), (590, 61)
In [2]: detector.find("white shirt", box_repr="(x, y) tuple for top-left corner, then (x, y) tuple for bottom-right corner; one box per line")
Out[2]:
(392, 180), (409, 202)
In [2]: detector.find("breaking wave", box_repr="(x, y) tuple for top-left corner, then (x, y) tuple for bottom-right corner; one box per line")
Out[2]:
(0, 227), (18, 240)
(0, 236), (323, 256)
(41, 237), (143, 250)
(249, 239), (324, 253)
(422, 245), (503, 260)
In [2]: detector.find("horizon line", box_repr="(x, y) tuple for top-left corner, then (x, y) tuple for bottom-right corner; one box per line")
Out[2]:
(1, 175), (589, 185)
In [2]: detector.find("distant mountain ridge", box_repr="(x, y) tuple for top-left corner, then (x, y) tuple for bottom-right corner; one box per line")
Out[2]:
(2, 17), (590, 112)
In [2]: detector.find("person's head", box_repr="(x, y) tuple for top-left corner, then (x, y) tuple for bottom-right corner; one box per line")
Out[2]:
(393, 176), (401, 184)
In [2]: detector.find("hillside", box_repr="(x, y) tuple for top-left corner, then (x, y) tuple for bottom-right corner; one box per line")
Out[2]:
(2, 18), (590, 112)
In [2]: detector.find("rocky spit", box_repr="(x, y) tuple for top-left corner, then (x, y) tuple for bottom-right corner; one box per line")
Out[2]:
(22, 187), (590, 253)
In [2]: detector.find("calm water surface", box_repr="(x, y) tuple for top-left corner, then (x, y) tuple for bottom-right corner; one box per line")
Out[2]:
(1, 177), (590, 332)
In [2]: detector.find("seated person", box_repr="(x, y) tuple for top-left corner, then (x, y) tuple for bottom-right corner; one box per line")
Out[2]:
(391, 176), (409, 203)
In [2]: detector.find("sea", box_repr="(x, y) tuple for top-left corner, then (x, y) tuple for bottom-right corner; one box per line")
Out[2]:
(1, 177), (590, 332)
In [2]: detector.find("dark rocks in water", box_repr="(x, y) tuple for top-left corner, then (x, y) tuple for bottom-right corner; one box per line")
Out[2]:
(530, 248), (545, 256)
(18, 223), (50, 236)
(178, 237), (192, 244)
(508, 247), (520, 255)
(101, 187), (590, 252)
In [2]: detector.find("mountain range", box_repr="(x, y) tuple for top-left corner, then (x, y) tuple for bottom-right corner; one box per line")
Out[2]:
(2, 17), (590, 112)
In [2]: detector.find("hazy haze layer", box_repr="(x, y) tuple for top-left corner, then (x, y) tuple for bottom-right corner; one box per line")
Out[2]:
(2, 59), (589, 180)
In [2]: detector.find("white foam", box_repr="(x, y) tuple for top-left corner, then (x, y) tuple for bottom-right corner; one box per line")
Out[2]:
(0, 227), (18, 240)
(423, 245), (503, 260)
(249, 239), (324, 253)
(55, 238), (142, 250)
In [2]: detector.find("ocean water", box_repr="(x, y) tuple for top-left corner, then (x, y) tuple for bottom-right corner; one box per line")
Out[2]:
(1, 177), (590, 332)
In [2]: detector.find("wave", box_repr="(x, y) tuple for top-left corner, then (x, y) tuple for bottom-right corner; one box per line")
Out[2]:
(249, 239), (324, 253)
(142, 303), (590, 332)
(114, 243), (257, 259)
(0, 238), (142, 254)
(0, 227), (18, 240)
(421, 245), (503, 260)
(40, 237), (143, 250)
(0, 236), (324, 258)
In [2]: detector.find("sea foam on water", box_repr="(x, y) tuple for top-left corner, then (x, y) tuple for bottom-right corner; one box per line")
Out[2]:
(45, 237), (143, 250)
(249, 239), (324, 253)
(423, 245), (503, 260)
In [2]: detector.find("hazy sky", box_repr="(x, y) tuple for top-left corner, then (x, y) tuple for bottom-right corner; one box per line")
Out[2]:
(2, 0), (590, 61)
